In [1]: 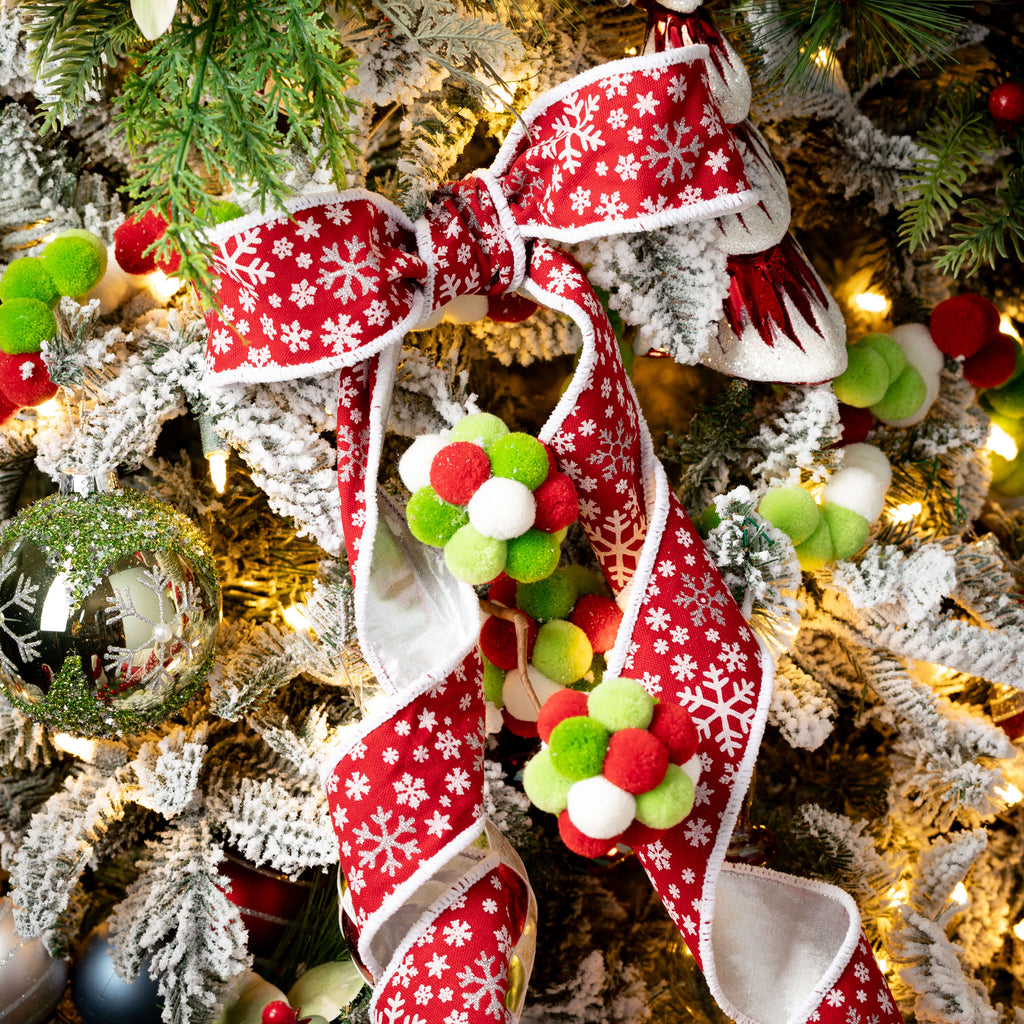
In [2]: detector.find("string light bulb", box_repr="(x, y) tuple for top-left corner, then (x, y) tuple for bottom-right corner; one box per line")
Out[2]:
(855, 291), (890, 314)
(887, 883), (909, 906)
(1000, 315), (1021, 342)
(146, 270), (182, 303)
(888, 502), (922, 524)
(199, 414), (230, 493)
(951, 882), (969, 906)
(33, 397), (61, 418)
(995, 783), (1023, 806)
(1014, 919), (1024, 941)
(282, 604), (311, 632)
(53, 732), (98, 761)
(986, 422), (1019, 462)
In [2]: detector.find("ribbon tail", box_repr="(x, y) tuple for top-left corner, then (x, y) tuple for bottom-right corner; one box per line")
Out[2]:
(525, 241), (902, 1024)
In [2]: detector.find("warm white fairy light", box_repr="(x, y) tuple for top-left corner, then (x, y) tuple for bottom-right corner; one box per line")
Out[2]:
(147, 270), (182, 303)
(1014, 919), (1024, 941)
(888, 502), (922, 524)
(625, 46), (638, 56)
(877, 953), (890, 975)
(855, 291), (890, 314)
(1000, 315), (1021, 342)
(53, 732), (97, 760)
(995, 783), (1023, 806)
(33, 397), (61, 418)
(208, 451), (228, 493)
(887, 883), (909, 906)
(987, 422), (1019, 461)
(812, 46), (832, 67)
(951, 882), (969, 906)
(482, 80), (516, 113)
(282, 604), (311, 632)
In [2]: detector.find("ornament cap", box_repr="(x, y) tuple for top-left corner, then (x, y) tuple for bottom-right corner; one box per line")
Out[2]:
(59, 470), (120, 496)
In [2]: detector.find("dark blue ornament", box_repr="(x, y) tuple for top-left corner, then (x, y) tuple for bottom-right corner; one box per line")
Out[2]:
(72, 922), (164, 1024)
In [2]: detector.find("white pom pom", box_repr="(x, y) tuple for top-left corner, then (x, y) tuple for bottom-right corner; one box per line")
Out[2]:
(567, 775), (636, 839)
(823, 467), (886, 523)
(399, 433), (449, 493)
(680, 755), (702, 788)
(841, 443), (892, 492)
(502, 667), (563, 722)
(484, 703), (504, 735)
(468, 477), (536, 540)
(890, 323), (944, 375)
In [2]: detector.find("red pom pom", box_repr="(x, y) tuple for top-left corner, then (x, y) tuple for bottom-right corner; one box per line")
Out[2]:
(488, 293), (539, 323)
(532, 473), (578, 533)
(487, 574), (518, 607)
(836, 403), (874, 446)
(262, 1002), (299, 1024)
(537, 687), (589, 743)
(0, 389), (17, 426)
(0, 351), (57, 407)
(603, 728), (669, 794)
(479, 613), (538, 671)
(963, 333), (1019, 389)
(614, 820), (663, 849)
(558, 809), (615, 858)
(930, 294), (1000, 358)
(989, 82), (1024, 127)
(648, 702), (698, 765)
(540, 441), (559, 480)
(430, 441), (492, 505)
(502, 707), (539, 738)
(569, 593), (622, 654)
(114, 210), (170, 275)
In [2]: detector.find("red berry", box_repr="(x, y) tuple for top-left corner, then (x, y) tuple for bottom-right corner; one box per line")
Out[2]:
(648, 702), (698, 765)
(836, 403), (874, 446)
(501, 707), (539, 738)
(989, 82), (1024, 127)
(603, 728), (669, 793)
(963, 332), (1019, 389)
(0, 351), (57, 407)
(930, 294), (1000, 358)
(113, 210), (170, 275)
(558, 809), (615, 858)
(614, 820), (663, 849)
(262, 1002), (299, 1024)
(479, 613), (538, 671)
(536, 687), (589, 743)
(569, 594), (622, 654)
(532, 472), (578, 533)
(430, 441), (492, 505)
(487, 573), (518, 607)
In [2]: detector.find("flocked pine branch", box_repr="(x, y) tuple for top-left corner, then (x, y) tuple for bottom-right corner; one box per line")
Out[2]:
(769, 653), (837, 751)
(750, 384), (841, 486)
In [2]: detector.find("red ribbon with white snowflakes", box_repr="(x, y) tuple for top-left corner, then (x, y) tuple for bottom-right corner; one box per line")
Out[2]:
(202, 36), (901, 1024)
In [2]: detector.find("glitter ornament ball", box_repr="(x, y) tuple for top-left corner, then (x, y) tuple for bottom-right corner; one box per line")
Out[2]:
(0, 896), (70, 1024)
(0, 487), (220, 736)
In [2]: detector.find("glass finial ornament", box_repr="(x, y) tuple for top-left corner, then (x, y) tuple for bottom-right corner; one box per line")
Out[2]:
(0, 480), (220, 736)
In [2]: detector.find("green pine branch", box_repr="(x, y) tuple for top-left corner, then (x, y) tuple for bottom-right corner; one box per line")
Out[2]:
(738, 0), (969, 91)
(897, 85), (997, 255)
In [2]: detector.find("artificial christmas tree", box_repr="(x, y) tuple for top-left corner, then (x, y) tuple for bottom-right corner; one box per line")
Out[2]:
(1, 1), (1023, 1023)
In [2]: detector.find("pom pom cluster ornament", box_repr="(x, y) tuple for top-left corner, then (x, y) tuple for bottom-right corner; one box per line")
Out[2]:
(401, 412), (578, 585)
(0, 484), (220, 736)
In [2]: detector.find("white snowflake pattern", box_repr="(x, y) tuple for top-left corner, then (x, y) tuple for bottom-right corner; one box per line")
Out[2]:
(645, 606), (670, 632)
(594, 191), (628, 219)
(0, 551), (42, 675)
(683, 817), (712, 846)
(435, 730), (462, 759)
(589, 509), (646, 588)
(446, 767), (472, 794)
(673, 572), (730, 627)
(457, 952), (507, 1020)
(321, 314), (363, 354)
(826, 988), (845, 1007)
(280, 320), (312, 353)
(641, 121), (702, 185)
(345, 771), (371, 800)
(217, 227), (274, 287)
(587, 424), (633, 482)
(352, 806), (419, 876)
(681, 664), (756, 757)
(295, 216), (321, 241)
(393, 772), (429, 808)
(569, 186), (592, 214)
(425, 810), (452, 837)
(615, 153), (641, 181)
(539, 92), (606, 174)
(318, 239), (380, 302)
(706, 149), (731, 174)
(442, 919), (473, 947)
(646, 840), (671, 871)
(290, 279), (316, 307)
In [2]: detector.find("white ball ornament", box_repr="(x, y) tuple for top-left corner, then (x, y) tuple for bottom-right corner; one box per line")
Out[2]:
(398, 433), (449, 493)
(502, 666), (563, 722)
(822, 466), (886, 524)
(566, 775), (637, 839)
(468, 476), (536, 540)
(841, 443), (892, 492)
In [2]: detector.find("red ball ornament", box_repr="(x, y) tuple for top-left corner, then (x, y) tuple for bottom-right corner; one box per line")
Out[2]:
(0, 389), (16, 426)
(487, 574), (518, 607)
(836, 403), (874, 446)
(114, 210), (179, 275)
(217, 852), (311, 958)
(539, 441), (559, 480)
(262, 1002), (299, 1024)
(479, 613), (538, 671)
(536, 687), (589, 743)
(648, 702), (699, 765)
(0, 350), (58, 407)
(429, 441), (492, 505)
(988, 82), (1024, 126)
(558, 809), (615, 858)
(603, 728), (669, 794)
(963, 332), (1019, 389)
(929, 294), (1000, 359)
(569, 593), (623, 654)
(532, 473), (578, 533)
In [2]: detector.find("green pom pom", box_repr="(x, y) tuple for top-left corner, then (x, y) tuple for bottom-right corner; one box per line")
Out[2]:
(634, 764), (695, 829)
(516, 570), (578, 621)
(449, 412), (509, 448)
(406, 486), (468, 546)
(832, 344), (890, 407)
(211, 201), (245, 224)
(0, 297), (56, 354)
(979, 397), (1024, 439)
(821, 503), (871, 560)
(482, 658), (505, 706)
(41, 231), (107, 296)
(505, 528), (560, 583)
(0, 258), (59, 306)
(987, 374), (1024, 419)
(562, 565), (606, 596)
(487, 432), (549, 489)
(857, 333), (907, 381)
(870, 364), (927, 422)
(793, 516), (834, 571)
(698, 505), (721, 536)
(587, 676), (653, 732)
(757, 486), (821, 546)
(548, 716), (609, 781)
(531, 619), (593, 685)
(992, 454), (1024, 497)
(523, 749), (573, 813)
(444, 524), (507, 585)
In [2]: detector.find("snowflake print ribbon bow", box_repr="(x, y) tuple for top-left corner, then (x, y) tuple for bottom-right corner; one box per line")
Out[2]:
(202, 36), (901, 1024)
